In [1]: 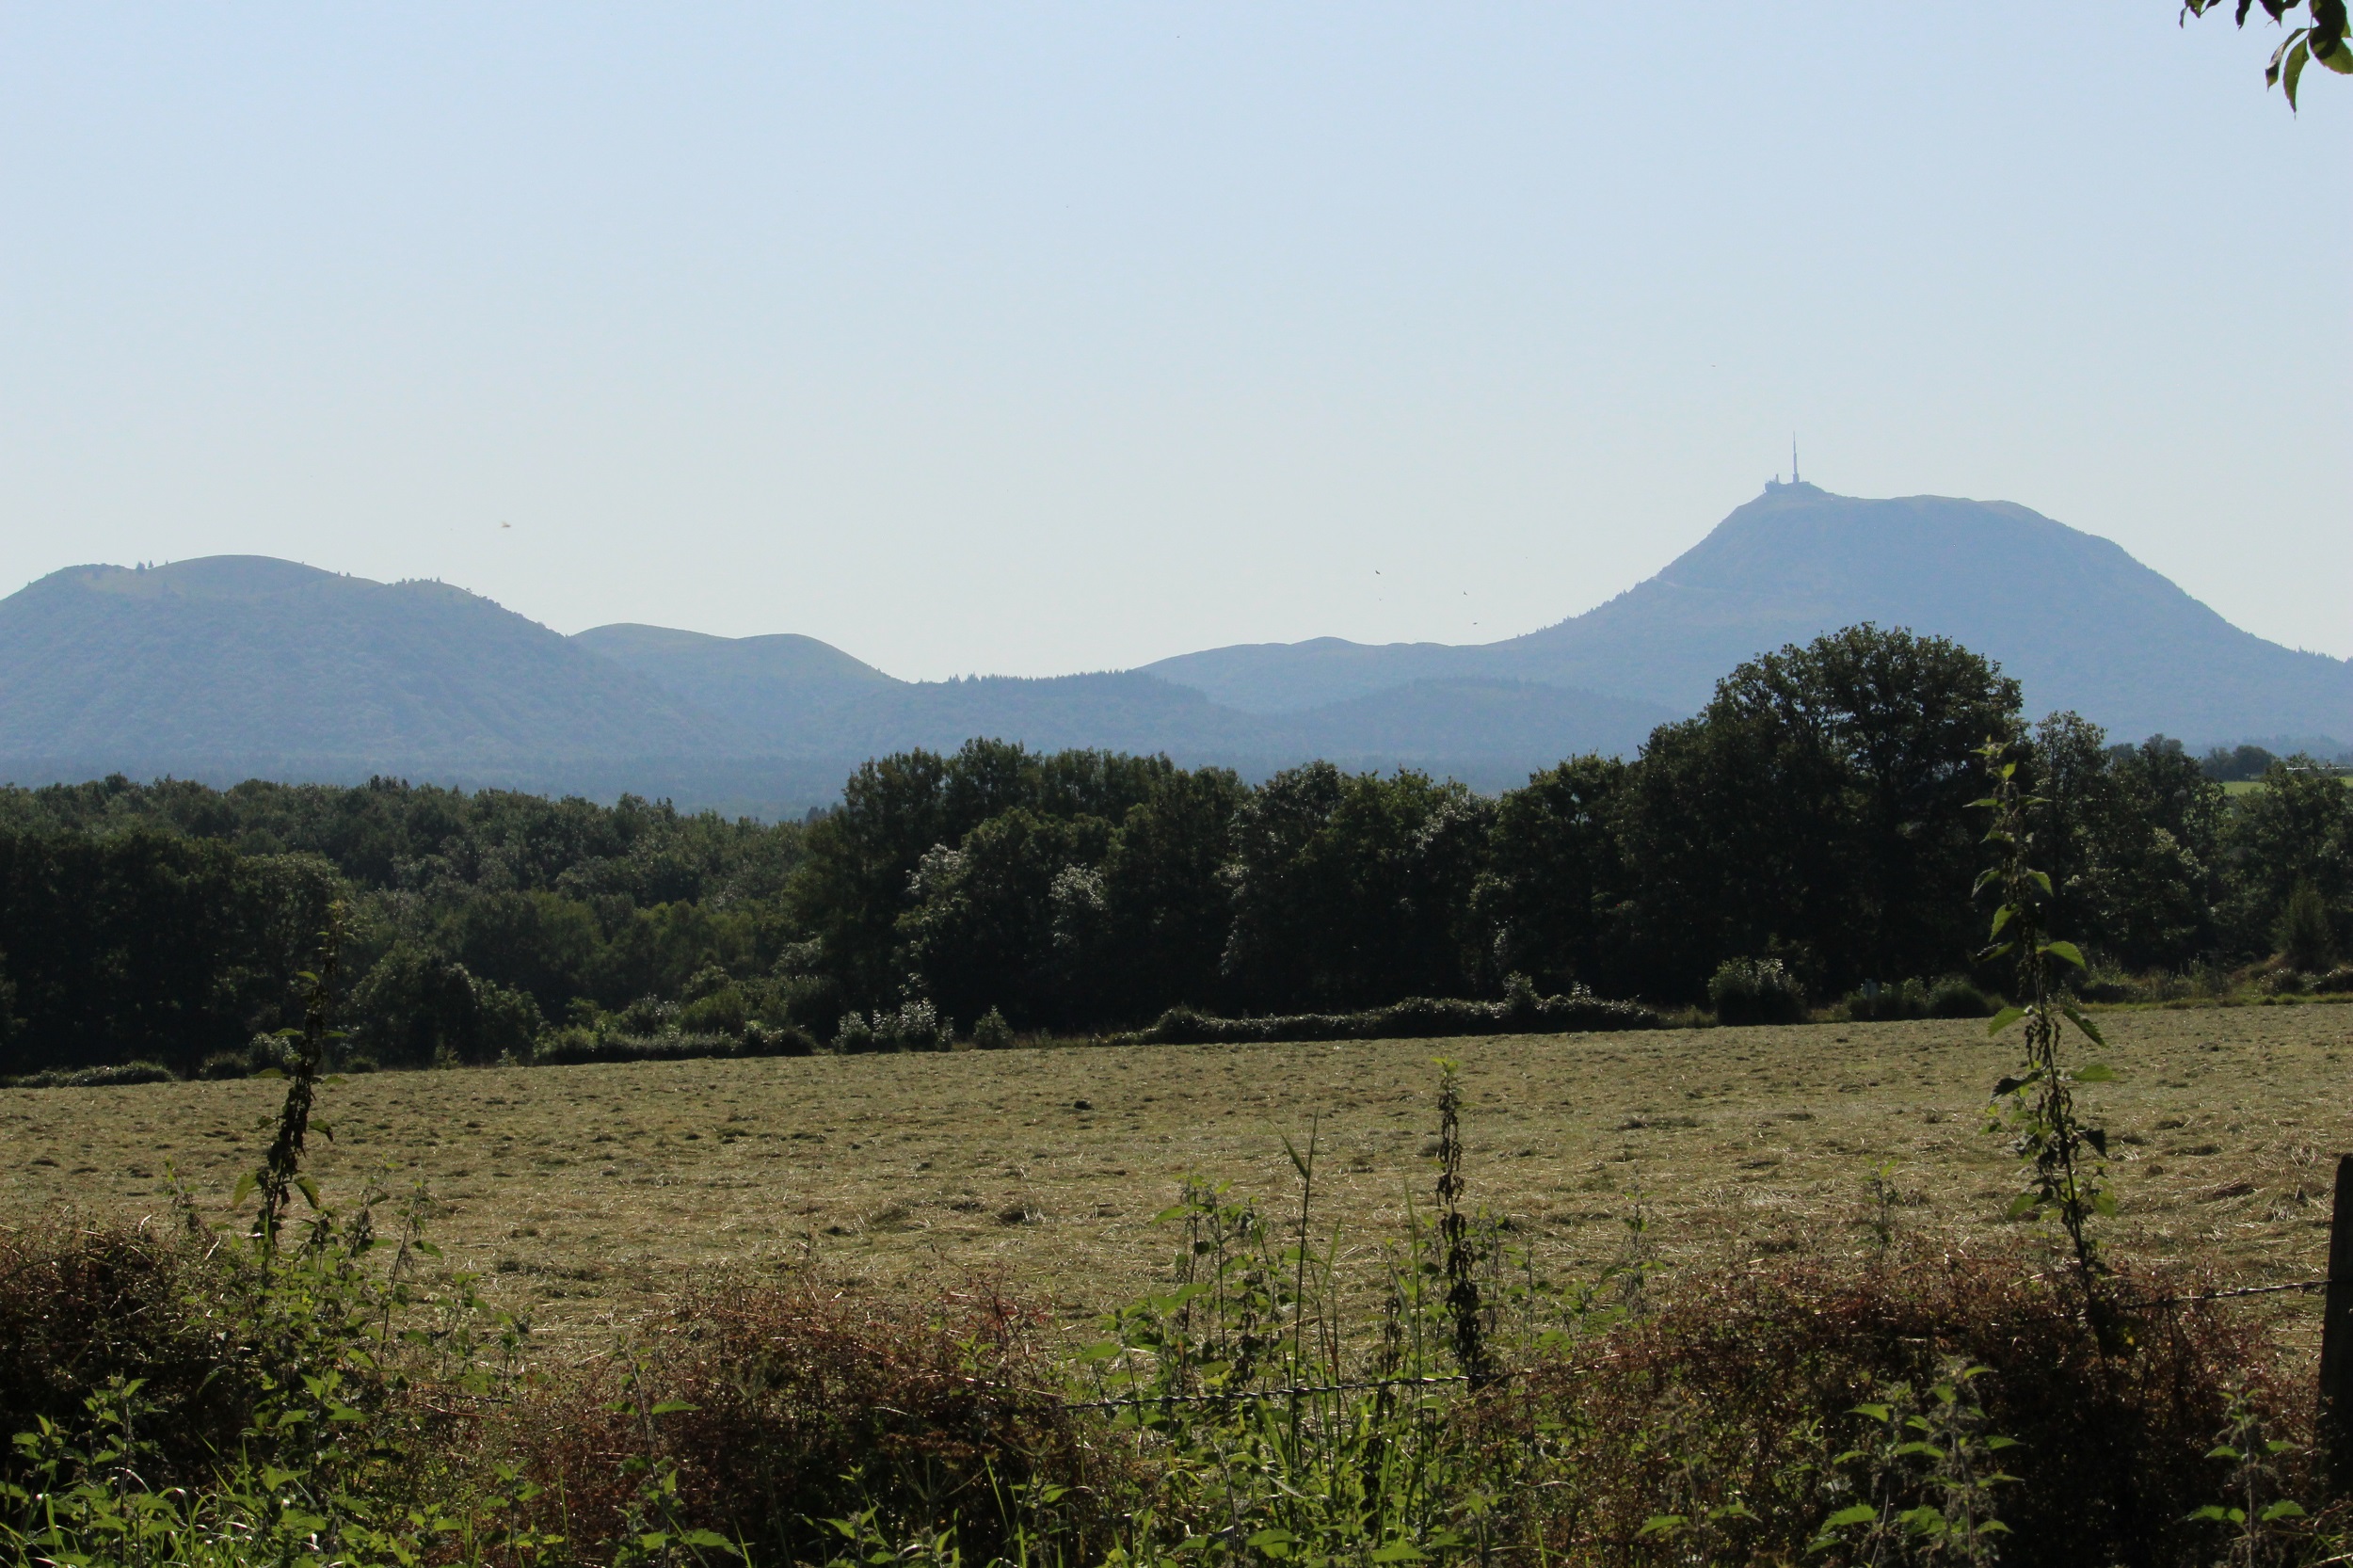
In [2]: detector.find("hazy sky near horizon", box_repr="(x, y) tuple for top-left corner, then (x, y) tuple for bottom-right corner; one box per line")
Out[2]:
(4, 5), (2346, 680)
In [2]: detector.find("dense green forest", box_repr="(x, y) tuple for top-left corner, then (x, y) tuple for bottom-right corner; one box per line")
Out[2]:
(1, 626), (2345, 1078)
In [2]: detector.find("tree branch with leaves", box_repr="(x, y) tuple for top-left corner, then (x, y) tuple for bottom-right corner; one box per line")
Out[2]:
(2184, 0), (2351, 109)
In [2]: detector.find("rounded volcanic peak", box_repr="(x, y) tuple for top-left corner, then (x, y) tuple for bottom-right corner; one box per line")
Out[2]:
(574, 622), (894, 689)
(0, 555), (732, 767)
(1496, 485), (2352, 742)
(570, 622), (899, 748)
(1650, 486), (2153, 613)
(16, 555), (345, 602)
(46, 555), (356, 601)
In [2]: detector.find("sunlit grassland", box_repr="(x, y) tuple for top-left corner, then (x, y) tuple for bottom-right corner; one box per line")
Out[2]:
(6, 1001), (2350, 1352)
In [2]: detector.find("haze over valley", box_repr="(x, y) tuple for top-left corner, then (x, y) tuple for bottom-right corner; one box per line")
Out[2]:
(5, 481), (2344, 814)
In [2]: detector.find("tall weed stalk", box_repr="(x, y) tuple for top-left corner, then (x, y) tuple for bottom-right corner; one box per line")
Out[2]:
(1975, 741), (2114, 1294)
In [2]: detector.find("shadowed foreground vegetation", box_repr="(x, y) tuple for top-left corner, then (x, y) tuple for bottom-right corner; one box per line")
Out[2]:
(2, 1073), (2340, 1568)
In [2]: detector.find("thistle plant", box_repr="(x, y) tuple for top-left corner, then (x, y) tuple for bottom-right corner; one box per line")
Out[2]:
(1973, 741), (2114, 1291)
(1815, 1362), (2018, 1567)
(1433, 1059), (1496, 1390)
(2189, 1385), (2308, 1568)
(235, 902), (346, 1258)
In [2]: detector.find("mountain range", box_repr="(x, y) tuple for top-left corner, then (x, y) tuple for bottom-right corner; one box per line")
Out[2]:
(4, 482), (2345, 815)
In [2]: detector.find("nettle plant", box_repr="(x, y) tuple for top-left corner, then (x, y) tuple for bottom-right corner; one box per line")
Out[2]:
(1973, 740), (2116, 1290)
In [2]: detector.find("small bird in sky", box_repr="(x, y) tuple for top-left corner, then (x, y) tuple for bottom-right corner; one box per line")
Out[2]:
(501, 521), (511, 529)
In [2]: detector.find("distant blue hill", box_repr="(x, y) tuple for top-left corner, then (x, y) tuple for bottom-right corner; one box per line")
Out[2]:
(2, 484), (2341, 815)
(1145, 482), (2353, 748)
(0, 557), (1669, 810)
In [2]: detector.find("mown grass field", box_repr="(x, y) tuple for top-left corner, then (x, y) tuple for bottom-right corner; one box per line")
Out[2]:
(7, 1001), (2351, 1353)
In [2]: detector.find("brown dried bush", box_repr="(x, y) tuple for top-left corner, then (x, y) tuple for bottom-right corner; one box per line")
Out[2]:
(1469, 1245), (2318, 1567)
(497, 1282), (1134, 1565)
(0, 1221), (258, 1485)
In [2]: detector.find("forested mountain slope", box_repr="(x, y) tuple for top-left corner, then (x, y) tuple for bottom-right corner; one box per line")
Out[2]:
(5, 483), (2340, 808)
(1146, 484), (2353, 746)
(0, 557), (1666, 800)
(0, 558), (726, 768)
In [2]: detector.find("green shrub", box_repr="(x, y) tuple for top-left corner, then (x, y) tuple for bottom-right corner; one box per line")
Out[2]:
(1708, 957), (1808, 1025)
(615, 994), (678, 1036)
(832, 1011), (874, 1052)
(3, 1061), (178, 1089)
(2276, 878), (2337, 974)
(1140, 987), (1658, 1046)
(971, 1005), (1016, 1049)
(533, 1031), (751, 1066)
(1844, 978), (1929, 1022)
(198, 1034), (291, 1081)
(742, 1019), (817, 1056)
(678, 986), (748, 1037)
(1927, 976), (1999, 1017)
(871, 998), (948, 1051)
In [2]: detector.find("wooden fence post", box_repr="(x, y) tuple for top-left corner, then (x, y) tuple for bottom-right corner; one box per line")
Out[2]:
(2320, 1155), (2353, 1494)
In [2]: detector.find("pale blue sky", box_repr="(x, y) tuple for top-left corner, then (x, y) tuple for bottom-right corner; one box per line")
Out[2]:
(3, 5), (2345, 679)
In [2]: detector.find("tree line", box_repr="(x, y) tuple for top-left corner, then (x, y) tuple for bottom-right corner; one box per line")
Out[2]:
(1, 625), (2345, 1076)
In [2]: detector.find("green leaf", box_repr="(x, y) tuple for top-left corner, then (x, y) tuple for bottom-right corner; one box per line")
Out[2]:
(1637, 1515), (1687, 1538)
(2041, 940), (2086, 968)
(2261, 1499), (2308, 1521)
(678, 1528), (741, 1552)
(2283, 34), (2312, 106)
(1989, 904), (2015, 938)
(232, 1171), (259, 1207)
(2061, 1002), (2108, 1048)
(1987, 1006), (2025, 1037)
(2074, 1062), (2115, 1082)
(1898, 1505), (1947, 1535)
(649, 1400), (699, 1416)
(1369, 1544), (1430, 1563)
(2323, 35), (2353, 72)
(1820, 1505), (1878, 1529)
(2005, 1192), (2041, 1220)
(293, 1175), (321, 1209)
